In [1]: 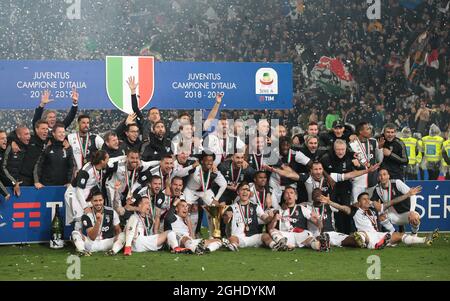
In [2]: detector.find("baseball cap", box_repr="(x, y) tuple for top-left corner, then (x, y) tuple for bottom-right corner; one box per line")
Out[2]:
(332, 120), (345, 128)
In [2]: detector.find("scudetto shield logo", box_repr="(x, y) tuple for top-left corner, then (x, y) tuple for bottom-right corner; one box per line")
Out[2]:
(106, 56), (154, 114)
(255, 68), (278, 95)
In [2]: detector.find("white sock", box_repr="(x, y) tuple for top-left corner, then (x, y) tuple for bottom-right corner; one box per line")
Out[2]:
(190, 212), (198, 234)
(112, 232), (125, 253)
(310, 239), (320, 251)
(125, 215), (138, 247)
(167, 231), (179, 249)
(402, 234), (426, 244)
(184, 239), (199, 252)
(71, 231), (85, 252)
(411, 222), (420, 234)
(73, 219), (82, 232)
(380, 219), (396, 233)
(207, 241), (222, 252)
(270, 230), (284, 243)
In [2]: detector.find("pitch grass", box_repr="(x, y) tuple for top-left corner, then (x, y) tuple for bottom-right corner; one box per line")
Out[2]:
(0, 233), (449, 281)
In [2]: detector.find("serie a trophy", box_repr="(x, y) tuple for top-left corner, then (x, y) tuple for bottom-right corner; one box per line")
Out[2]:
(205, 204), (229, 239)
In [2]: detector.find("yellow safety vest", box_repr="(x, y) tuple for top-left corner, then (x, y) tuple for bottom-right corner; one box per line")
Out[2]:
(421, 135), (444, 162)
(400, 137), (422, 165)
(442, 139), (450, 167)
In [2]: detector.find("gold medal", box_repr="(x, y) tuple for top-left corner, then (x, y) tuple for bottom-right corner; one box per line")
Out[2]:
(83, 158), (88, 165)
(245, 225), (249, 232)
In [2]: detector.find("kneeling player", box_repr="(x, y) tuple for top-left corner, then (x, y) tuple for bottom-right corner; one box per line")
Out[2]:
(321, 192), (439, 249)
(123, 195), (178, 255)
(222, 182), (286, 251)
(372, 169), (422, 234)
(267, 186), (331, 252)
(305, 188), (360, 248)
(164, 199), (223, 254)
(71, 188), (125, 256)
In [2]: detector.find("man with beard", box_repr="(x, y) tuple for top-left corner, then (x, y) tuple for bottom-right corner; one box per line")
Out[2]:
(141, 120), (172, 161)
(218, 152), (254, 205)
(147, 154), (176, 194)
(65, 150), (111, 231)
(71, 188), (125, 256)
(371, 168), (422, 234)
(105, 149), (158, 216)
(179, 152), (227, 238)
(350, 121), (384, 203)
(306, 188), (361, 248)
(67, 114), (104, 172)
(150, 176), (186, 232)
(222, 182), (283, 252)
(379, 123), (408, 181)
(269, 137), (303, 206)
(122, 195), (177, 255)
(296, 135), (326, 167)
(266, 187), (331, 252)
(249, 171), (274, 233)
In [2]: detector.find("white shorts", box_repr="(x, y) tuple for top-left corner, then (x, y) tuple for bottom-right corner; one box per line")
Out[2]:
(84, 237), (115, 252)
(184, 189), (215, 206)
(177, 234), (202, 248)
(280, 230), (312, 248)
(64, 187), (84, 225)
(236, 234), (263, 248)
(325, 231), (348, 247)
(387, 209), (417, 226)
(132, 234), (162, 252)
(364, 231), (390, 249)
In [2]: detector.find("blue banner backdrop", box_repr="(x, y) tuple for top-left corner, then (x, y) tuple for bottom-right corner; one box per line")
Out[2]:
(0, 60), (293, 110)
(0, 186), (72, 245)
(0, 181), (448, 245)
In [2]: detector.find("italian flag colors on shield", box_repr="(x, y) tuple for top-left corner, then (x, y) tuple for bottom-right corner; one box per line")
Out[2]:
(106, 56), (154, 114)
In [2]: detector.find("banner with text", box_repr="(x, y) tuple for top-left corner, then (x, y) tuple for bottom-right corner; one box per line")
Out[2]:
(0, 59), (293, 112)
